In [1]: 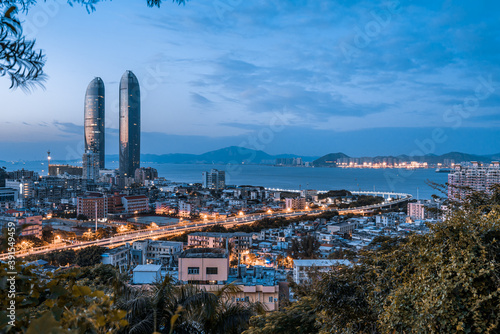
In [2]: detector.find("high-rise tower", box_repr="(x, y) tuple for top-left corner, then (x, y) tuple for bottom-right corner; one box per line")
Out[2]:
(84, 77), (105, 169)
(119, 71), (141, 178)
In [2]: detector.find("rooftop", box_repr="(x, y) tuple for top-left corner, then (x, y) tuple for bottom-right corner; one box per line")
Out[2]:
(133, 264), (162, 272)
(293, 259), (351, 267)
(180, 248), (228, 258)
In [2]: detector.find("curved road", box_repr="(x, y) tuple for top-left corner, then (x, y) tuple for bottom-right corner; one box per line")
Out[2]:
(1, 193), (411, 260)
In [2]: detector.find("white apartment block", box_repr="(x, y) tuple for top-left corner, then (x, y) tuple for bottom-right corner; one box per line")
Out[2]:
(448, 162), (500, 200)
(122, 195), (149, 214)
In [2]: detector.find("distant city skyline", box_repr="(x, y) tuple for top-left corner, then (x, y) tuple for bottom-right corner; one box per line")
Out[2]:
(1, 0), (499, 160)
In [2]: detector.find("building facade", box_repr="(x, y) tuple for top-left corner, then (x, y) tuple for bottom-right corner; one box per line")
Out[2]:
(82, 151), (100, 181)
(202, 169), (226, 190)
(77, 196), (108, 220)
(122, 195), (148, 214)
(448, 162), (500, 200)
(119, 71), (141, 178)
(285, 197), (306, 210)
(84, 77), (105, 169)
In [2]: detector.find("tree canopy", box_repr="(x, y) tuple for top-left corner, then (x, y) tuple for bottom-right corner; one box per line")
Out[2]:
(245, 185), (500, 334)
(0, 0), (186, 90)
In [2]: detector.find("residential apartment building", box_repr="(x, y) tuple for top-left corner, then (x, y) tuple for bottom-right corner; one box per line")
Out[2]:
(18, 215), (43, 238)
(101, 246), (130, 271)
(178, 248), (280, 311)
(448, 162), (500, 200)
(77, 195), (108, 220)
(132, 239), (184, 266)
(202, 169), (226, 190)
(5, 179), (33, 207)
(285, 197), (306, 210)
(327, 221), (359, 234)
(122, 195), (149, 214)
(178, 201), (192, 217)
(187, 232), (253, 251)
(407, 202), (425, 220)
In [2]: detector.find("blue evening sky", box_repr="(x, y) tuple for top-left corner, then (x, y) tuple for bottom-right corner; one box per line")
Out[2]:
(0, 0), (499, 160)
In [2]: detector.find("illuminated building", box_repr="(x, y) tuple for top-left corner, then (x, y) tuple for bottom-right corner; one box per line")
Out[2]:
(84, 77), (105, 169)
(119, 71), (141, 178)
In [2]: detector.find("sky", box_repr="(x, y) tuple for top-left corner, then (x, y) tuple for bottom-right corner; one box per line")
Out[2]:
(1, 0), (499, 161)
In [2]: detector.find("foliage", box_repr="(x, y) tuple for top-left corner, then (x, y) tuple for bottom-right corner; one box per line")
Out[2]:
(0, 5), (46, 90)
(0, 0), (186, 90)
(288, 235), (320, 259)
(0, 263), (127, 333)
(75, 245), (106, 267)
(243, 297), (319, 334)
(249, 186), (500, 334)
(317, 190), (352, 200)
(116, 276), (265, 334)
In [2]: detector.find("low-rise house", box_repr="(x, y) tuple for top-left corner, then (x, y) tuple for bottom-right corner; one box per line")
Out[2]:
(101, 245), (130, 271)
(133, 264), (162, 284)
(178, 248), (280, 311)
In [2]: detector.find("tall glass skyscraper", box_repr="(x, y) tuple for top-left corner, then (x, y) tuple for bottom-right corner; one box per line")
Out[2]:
(84, 77), (105, 169)
(119, 70), (141, 177)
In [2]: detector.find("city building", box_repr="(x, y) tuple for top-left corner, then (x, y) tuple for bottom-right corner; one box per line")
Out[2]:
(5, 179), (33, 207)
(101, 246), (130, 271)
(17, 215), (43, 239)
(293, 259), (351, 285)
(178, 248), (280, 311)
(448, 162), (500, 200)
(49, 165), (83, 177)
(178, 248), (229, 284)
(375, 214), (397, 227)
(84, 77), (105, 169)
(122, 195), (148, 214)
(77, 195), (108, 220)
(202, 169), (225, 190)
(407, 202), (425, 220)
(178, 201), (192, 217)
(135, 167), (158, 184)
(285, 197), (306, 210)
(119, 70), (141, 178)
(327, 221), (359, 234)
(6, 169), (38, 180)
(131, 239), (183, 266)
(187, 232), (253, 251)
(0, 187), (18, 208)
(82, 150), (100, 181)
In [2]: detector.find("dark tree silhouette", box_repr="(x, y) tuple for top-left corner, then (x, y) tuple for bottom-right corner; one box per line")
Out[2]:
(0, 0), (186, 90)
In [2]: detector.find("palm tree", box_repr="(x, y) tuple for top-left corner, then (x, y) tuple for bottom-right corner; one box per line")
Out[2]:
(115, 276), (266, 334)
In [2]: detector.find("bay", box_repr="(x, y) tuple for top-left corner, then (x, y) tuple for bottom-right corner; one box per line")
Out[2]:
(3, 161), (449, 199)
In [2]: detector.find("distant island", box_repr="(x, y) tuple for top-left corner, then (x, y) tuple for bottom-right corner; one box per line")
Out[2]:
(3, 147), (498, 168)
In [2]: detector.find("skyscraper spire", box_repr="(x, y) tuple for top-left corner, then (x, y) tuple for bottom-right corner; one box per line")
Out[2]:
(119, 70), (141, 178)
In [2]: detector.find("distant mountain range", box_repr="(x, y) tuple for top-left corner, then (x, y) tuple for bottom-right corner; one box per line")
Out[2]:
(313, 151), (500, 167)
(107, 146), (318, 165)
(4, 147), (499, 166)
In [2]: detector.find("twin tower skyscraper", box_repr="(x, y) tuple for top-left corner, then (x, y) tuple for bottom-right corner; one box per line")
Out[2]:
(84, 71), (141, 178)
